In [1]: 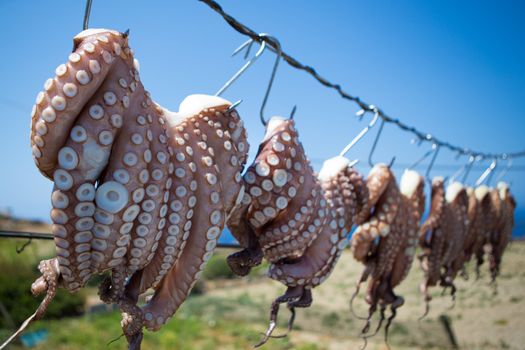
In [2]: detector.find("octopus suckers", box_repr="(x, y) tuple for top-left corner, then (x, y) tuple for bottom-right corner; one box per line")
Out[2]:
(95, 181), (129, 214)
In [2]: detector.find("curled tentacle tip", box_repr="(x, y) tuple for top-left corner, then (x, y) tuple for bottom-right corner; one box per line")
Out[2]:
(31, 276), (47, 296)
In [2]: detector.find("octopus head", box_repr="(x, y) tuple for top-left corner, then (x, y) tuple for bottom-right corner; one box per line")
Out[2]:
(474, 185), (490, 201)
(164, 94), (232, 127)
(318, 156), (350, 182)
(400, 169), (424, 198)
(445, 181), (464, 203)
(497, 181), (509, 200)
(73, 28), (128, 52)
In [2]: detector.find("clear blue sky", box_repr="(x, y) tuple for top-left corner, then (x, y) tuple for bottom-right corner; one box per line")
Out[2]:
(0, 1), (524, 233)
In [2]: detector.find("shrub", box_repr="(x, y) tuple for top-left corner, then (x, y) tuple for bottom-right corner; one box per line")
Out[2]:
(201, 255), (235, 280)
(0, 241), (85, 328)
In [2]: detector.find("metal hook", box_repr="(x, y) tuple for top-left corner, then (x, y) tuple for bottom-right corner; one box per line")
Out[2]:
(408, 143), (437, 170)
(368, 115), (395, 168)
(495, 156), (512, 183)
(425, 145), (440, 181)
(259, 34), (283, 126)
(215, 38), (268, 97)
(448, 154), (472, 185)
(459, 155), (476, 184)
(83, 0), (93, 30)
(475, 159), (497, 186)
(339, 107), (380, 157)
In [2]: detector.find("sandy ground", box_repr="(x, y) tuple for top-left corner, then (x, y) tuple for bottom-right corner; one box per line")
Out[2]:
(207, 242), (525, 350)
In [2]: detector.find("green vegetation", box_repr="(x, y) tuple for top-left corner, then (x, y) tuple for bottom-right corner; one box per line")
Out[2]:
(201, 253), (235, 280)
(0, 240), (85, 328)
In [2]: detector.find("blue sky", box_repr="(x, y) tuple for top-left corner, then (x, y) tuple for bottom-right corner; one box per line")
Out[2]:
(0, 1), (524, 234)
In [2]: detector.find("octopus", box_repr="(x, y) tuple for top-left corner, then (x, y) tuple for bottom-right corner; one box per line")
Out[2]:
(458, 186), (482, 279)
(471, 185), (495, 279)
(350, 166), (425, 341)
(487, 182), (516, 285)
(418, 179), (469, 316)
(1, 28), (250, 350)
(226, 116), (368, 346)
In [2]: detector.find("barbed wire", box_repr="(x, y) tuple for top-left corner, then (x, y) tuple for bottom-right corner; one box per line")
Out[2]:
(199, 0), (525, 161)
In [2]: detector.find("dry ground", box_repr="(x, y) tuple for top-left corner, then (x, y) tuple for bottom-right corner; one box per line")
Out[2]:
(208, 242), (525, 350)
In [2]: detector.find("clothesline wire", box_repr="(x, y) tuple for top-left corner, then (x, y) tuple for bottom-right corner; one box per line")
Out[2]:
(0, 230), (242, 249)
(199, 0), (525, 161)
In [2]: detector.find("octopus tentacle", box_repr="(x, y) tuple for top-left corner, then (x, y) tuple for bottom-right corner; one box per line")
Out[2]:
(125, 109), (171, 275)
(269, 157), (357, 288)
(0, 259), (60, 350)
(49, 49), (133, 291)
(267, 289), (313, 340)
(351, 168), (424, 343)
(351, 164), (397, 263)
(141, 102), (245, 332)
(254, 286), (304, 348)
(30, 29), (121, 178)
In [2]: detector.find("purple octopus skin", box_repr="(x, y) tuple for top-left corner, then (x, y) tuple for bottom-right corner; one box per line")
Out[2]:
(227, 116), (369, 346)
(2, 29), (250, 350)
(472, 185), (495, 279)
(350, 167), (425, 341)
(418, 179), (469, 317)
(488, 182), (516, 284)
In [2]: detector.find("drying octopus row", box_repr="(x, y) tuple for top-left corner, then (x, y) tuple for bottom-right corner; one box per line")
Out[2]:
(1, 27), (517, 350)
(226, 115), (430, 344)
(419, 178), (516, 315)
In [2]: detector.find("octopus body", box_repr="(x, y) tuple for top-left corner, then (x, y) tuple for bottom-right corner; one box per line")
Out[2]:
(350, 167), (425, 340)
(419, 179), (469, 314)
(441, 183), (469, 293)
(472, 185), (494, 278)
(462, 187), (481, 267)
(227, 117), (367, 346)
(488, 182), (516, 284)
(227, 117), (323, 276)
(258, 157), (367, 345)
(3, 29), (249, 350)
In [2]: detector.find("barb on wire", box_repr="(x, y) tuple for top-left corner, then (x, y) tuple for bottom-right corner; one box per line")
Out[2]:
(199, 0), (525, 161)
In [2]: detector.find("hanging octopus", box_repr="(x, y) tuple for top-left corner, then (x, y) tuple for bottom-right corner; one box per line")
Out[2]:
(440, 182), (469, 296)
(226, 116), (368, 346)
(2, 28), (250, 350)
(350, 166), (425, 341)
(487, 182), (516, 285)
(418, 179), (469, 315)
(472, 185), (494, 279)
(458, 187), (482, 280)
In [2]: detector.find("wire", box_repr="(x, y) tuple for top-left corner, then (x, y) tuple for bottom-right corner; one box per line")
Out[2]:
(0, 230), (241, 248)
(199, 0), (525, 161)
